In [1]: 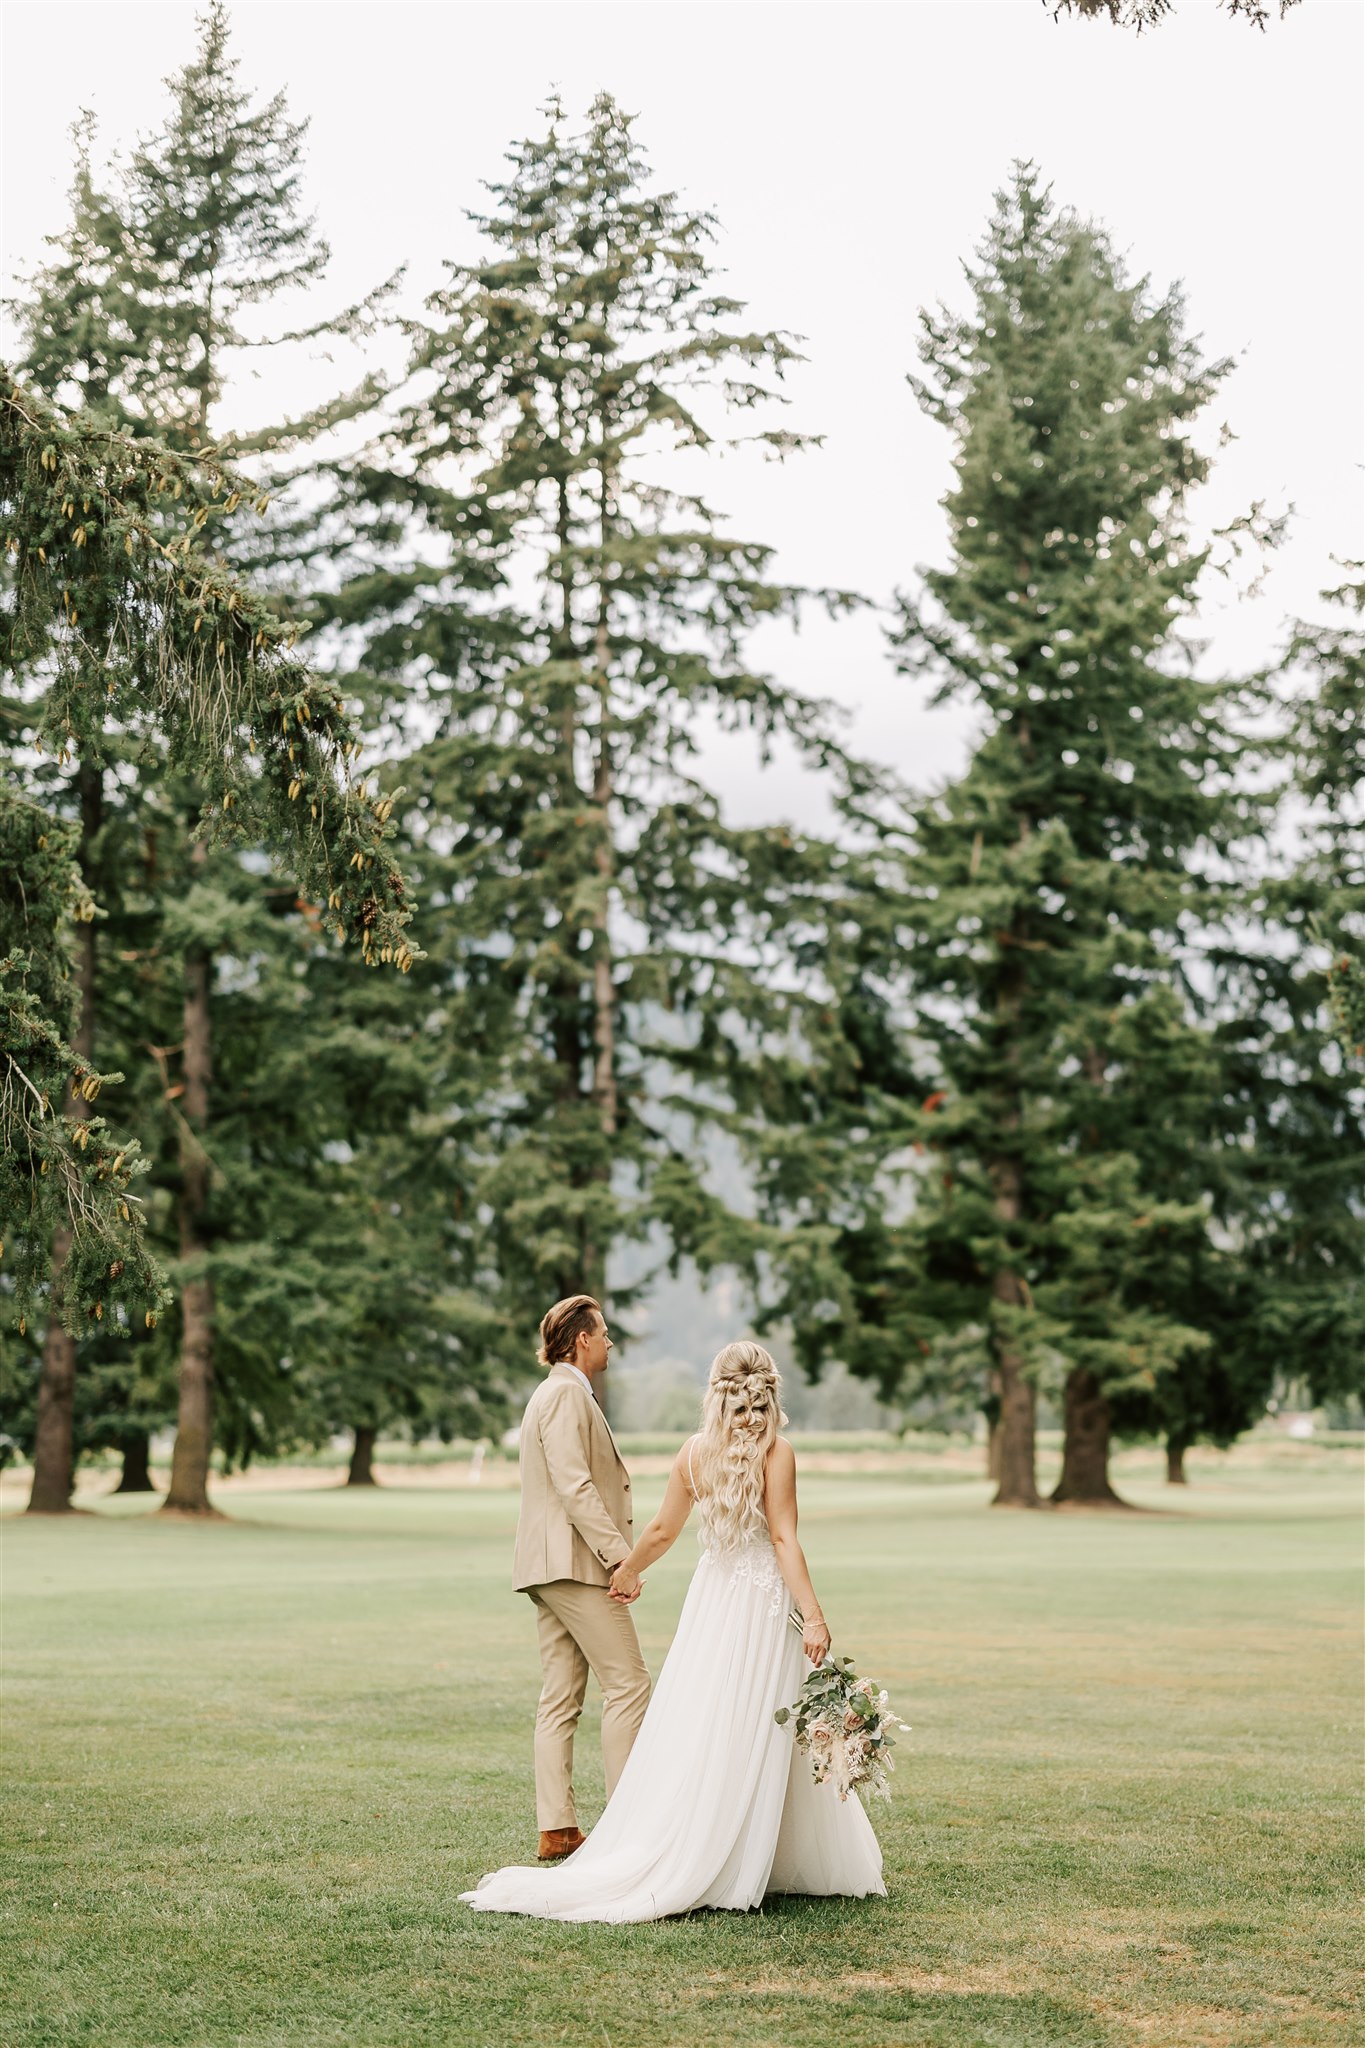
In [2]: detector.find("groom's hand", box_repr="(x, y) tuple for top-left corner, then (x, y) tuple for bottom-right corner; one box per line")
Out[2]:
(609, 1562), (642, 1603)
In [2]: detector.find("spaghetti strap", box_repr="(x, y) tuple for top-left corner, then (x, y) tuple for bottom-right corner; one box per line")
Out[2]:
(686, 1434), (698, 1498)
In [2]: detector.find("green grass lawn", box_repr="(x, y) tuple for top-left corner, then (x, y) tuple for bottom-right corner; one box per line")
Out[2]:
(2, 1449), (1361, 2048)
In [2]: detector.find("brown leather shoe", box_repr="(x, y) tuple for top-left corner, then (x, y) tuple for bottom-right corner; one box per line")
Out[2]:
(537, 1826), (587, 1862)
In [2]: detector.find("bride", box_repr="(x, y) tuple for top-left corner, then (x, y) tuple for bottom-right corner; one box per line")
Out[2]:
(460, 1340), (887, 1922)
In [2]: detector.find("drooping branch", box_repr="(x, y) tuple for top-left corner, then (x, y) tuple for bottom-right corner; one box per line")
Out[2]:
(0, 375), (422, 1325)
(1047, 0), (1300, 26)
(0, 792), (168, 1330)
(1, 374), (418, 969)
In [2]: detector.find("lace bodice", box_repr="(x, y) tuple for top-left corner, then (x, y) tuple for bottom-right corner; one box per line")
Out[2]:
(697, 1536), (787, 1617)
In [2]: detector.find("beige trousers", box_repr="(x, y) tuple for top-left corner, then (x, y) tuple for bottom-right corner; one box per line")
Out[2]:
(528, 1580), (651, 1831)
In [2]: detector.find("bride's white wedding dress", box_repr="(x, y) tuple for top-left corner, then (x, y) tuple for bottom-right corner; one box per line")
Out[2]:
(459, 1461), (887, 1922)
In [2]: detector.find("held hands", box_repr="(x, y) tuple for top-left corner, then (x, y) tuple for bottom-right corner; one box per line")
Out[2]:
(609, 1561), (643, 1603)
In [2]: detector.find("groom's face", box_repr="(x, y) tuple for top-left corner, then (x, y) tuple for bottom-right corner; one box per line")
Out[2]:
(577, 1312), (612, 1375)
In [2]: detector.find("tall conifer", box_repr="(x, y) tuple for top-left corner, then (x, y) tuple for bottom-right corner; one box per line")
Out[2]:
(3, 124), (156, 1506)
(759, 167), (1263, 1506)
(111, 3), (399, 1509)
(886, 166), (1253, 1504)
(1288, 572), (1365, 1055)
(0, 380), (414, 1507)
(327, 94), (863, 1363)
(4, 5), (404, 1509)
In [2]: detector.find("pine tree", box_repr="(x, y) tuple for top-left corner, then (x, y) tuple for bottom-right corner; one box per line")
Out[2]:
(1213, 576), (1365, 1420)
(195, 910), (517, 1484)
(325, 94), (864, 1371)
(11, 2), (393, 1513)
(765, 166), (1264, 1507)
(1127, 576), (1365, 1471)
(5, 9), (402, 1509)
(888, 166), (1256, 1505)
(1035, 576), (1365, 1480)
(0, 378), (416, 1508)
(8, 11), (502, 1507)
(1, 121), (174, 1503)
(1289, 573), (1365, 1068)
(114, 1), (342, 1511)
(3, 115), (148, 423)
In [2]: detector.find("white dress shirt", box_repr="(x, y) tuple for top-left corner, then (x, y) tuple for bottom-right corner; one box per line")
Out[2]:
(559, 1360), (593, 1397)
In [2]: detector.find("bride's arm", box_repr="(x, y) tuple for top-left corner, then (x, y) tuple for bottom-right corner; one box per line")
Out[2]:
(765, 1439), (833, 1666)
(608, 1445), (695, 1599)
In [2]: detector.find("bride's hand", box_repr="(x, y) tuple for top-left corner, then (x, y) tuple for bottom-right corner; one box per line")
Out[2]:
(803, 1614), (831, 1665)
(610, 1562), (642, 1602)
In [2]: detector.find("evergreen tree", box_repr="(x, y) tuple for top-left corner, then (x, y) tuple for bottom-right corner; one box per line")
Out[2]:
(1204, 576), (1365, 1425)
(0, 378), (415, 1509)
(10, 8), (482, 1513)
(3, 114), (148, 423)
(1, 120), (174, 1501)
(1288, 572), (1365, 1068)
(325, 94), (864, 1375)
(111, 0), (387, 1512)
(1029, 577), (1365, 1481)
(1128, 576), (1365, 1473)
(194, 910), (516, 1485)
(760, 166), (1265, 1507)
(890, 166), (1254, 1505)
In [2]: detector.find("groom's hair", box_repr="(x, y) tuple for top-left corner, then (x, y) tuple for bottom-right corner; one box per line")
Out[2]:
(538, 1294), (603, 1367)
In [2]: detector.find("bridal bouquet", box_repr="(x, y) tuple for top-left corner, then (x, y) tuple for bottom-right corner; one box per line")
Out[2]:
(774, 1649), (910, 1804)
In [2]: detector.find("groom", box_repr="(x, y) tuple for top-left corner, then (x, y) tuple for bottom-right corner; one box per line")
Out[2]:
(513, 1294), (651, 1861)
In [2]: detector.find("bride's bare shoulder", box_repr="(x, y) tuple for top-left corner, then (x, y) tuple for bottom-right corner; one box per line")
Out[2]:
(674, 1432), (702, 1492)
(766, 1436), (797, 1473)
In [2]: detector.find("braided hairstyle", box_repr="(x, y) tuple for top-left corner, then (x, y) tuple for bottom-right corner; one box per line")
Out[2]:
(693, 1340), (787, 1551)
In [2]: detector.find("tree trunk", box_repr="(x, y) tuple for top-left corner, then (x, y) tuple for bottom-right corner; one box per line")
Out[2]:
(549, 464), (593, 1307)
(590, 630), (618, 1148)
(987, 1154), (1040, 1508)
(585, 616), (617, 1376)
(992, 1336), (1040, 1507)
(1053, 1043), (1128, 1506)
(1051, 1366), (1126, 1505)
(114, 1433), (156, 1494)
(28, 764), (102, 1516)
(1165, 1434), (1189, 1485)
(988, 1304), (1039, 1506)
(347, 1425), (379, 1486)
(984, 1368), (1003, 1481)
(164, 940), (216, 1514)
(985, 784), (1042, 1509)
(582, 464), (619, 1429)
(28, 1272), (78, 1512)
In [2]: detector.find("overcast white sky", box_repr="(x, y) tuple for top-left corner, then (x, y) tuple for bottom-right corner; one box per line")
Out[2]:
(3, 0), (1362, 827)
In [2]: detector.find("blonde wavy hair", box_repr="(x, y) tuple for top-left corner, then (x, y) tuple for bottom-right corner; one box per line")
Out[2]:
(692, 1340), (787, 1551)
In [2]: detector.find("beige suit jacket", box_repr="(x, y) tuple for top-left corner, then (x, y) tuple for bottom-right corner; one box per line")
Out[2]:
(512, 1365), (634, 1592)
